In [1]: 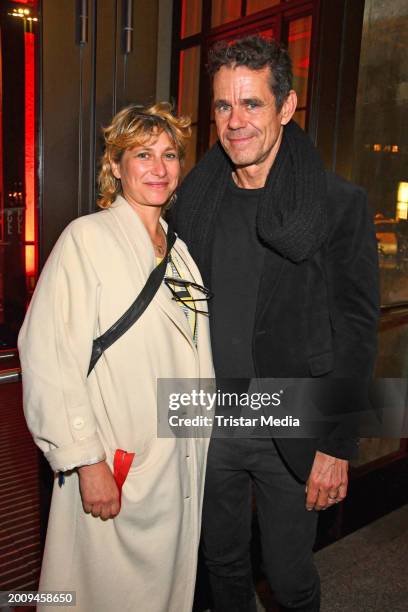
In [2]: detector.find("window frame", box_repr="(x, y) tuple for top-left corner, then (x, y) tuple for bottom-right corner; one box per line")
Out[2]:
(171, 0), (320, 165)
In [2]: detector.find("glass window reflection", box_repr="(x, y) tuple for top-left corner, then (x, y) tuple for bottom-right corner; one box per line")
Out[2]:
(352, 0), (408, 306)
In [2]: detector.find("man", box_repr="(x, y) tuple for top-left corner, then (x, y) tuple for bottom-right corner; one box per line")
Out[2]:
(172, 36), (379, 612)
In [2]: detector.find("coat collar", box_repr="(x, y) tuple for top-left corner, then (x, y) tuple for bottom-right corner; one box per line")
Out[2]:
(107, 195), (197, 350)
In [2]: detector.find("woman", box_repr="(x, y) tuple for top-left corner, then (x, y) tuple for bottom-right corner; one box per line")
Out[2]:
(18, 103), (214, 611)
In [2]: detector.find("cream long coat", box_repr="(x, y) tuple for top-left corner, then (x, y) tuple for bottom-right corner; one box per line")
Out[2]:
(18, 196), (214, 612)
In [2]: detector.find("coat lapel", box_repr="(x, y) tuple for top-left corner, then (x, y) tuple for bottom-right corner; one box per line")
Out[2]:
(156, 219), (200, 350)
(107, 196), (196, 350)
(108, 195), (155, 278)
(170, 238), (214, 378)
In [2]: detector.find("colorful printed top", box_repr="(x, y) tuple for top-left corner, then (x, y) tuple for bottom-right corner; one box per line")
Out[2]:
(158, 253), (198, 345)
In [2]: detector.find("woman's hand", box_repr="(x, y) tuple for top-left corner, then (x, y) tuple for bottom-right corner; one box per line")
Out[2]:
(78, 461), (120, 520)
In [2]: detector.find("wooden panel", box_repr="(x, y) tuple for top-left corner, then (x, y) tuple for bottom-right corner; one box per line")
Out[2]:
(76, 0), (94, 218)
(333, 0), (365, 180)
(310, 0), (364, 172)
(118, 0), (159, 108)
(309, 0), (344, 169)
(41, 0), (82, 262)
(156, 0), (174, 102)
(94, 0), (118, 208)
(40, 0), (160, 262)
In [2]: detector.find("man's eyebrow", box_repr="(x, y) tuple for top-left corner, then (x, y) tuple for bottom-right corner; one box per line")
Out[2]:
(213, 97), (265, 107)
(240, 97), (264, 105)
(214, 98), (230, 107)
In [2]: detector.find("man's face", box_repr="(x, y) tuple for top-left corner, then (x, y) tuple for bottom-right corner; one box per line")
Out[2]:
(213, 65), (293, 169)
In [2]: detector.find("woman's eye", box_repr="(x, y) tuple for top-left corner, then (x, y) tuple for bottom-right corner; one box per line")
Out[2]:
(136, 152), (149, 159)
(165, 152), (178, 160)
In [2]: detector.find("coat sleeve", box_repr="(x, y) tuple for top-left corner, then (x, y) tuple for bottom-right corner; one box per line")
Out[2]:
(18, 222), (106, 472)
(316, 184), (380, 459)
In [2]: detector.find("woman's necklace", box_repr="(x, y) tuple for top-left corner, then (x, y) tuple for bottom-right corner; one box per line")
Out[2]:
(151, 224), (167, 258)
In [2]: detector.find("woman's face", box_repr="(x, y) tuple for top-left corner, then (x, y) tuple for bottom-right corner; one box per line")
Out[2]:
(111, 130), (180, 208)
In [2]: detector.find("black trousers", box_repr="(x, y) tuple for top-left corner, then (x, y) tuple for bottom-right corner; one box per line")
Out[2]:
(201, 437), (320, 612)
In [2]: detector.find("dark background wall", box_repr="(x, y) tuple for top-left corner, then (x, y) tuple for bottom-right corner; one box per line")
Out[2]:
(310, 0), (365, 180)
(40, 0), (160, 263)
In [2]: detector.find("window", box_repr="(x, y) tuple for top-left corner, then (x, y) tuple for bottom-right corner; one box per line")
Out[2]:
(180, 0), (202, 38)
(177, 46), (201, 172)
(172, 0), (317, 174)
(287, 16), (312, 130)
(0, 0), (39, 348)
(353, 0), (408, 309)
(351, 0), (408, 466)
(211, 0), (241, 28)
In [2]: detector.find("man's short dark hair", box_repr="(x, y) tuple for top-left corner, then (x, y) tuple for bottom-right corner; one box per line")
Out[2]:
(208, 35), (293, 112)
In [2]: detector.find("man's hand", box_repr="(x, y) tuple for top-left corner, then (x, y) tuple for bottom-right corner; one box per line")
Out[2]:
(305, 451), (348, 511)
(78, 461), (120, 520)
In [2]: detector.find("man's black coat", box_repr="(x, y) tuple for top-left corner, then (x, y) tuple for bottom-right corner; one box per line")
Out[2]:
(172, 134), (380, 482)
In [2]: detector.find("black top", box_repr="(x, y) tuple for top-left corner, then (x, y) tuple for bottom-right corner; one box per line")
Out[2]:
(210, 175), (266, 378)
(174, 129), (379, 477)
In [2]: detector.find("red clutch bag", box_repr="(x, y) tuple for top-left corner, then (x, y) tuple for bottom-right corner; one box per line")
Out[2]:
(113, 449), (135, 509)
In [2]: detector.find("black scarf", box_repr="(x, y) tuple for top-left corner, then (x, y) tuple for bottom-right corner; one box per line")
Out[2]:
(174, 120), (328, 264)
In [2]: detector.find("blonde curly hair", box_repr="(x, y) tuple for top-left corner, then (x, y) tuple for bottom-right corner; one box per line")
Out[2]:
(97, 102), (191, 209)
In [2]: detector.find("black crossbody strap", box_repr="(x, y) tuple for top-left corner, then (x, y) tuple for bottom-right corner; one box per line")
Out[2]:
(87, 225), (176, 376)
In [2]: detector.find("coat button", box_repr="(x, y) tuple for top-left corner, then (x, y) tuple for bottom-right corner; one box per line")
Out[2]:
(72, 417), (85, 430)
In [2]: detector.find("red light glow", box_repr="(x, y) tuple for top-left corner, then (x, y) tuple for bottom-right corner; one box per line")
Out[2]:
(298, 57), (310, 69)
(25, 245), (35, 276)
(24, 31), (37, 277)
(288, 31), (311, 43)
(0, 30), (3, 323)
(0, 29), (4, 244)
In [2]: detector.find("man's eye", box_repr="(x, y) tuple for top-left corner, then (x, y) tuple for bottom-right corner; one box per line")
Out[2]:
(216, 104), (230, 112)
(247, 102), (259, 110)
